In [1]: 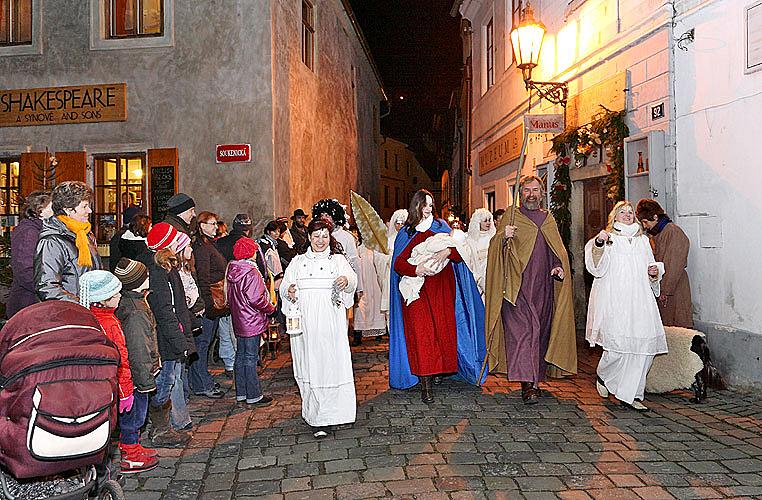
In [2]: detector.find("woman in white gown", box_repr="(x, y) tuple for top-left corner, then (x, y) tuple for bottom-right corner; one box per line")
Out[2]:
(379, 209), (408, 321)
(352, 237), (387, 344)
(585, 201), (667, 412)
(281, 218), (358, 438)
(465, 208), (495, 297)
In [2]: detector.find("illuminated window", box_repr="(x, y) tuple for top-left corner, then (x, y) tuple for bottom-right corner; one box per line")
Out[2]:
(302, 0), (315, 70)
(106, 0), (163, 38)
(0, 157), (20, 235)
(485, 190), (496, 213)
(93, 154), (145, 243)
(485, 18), (494, 89)
(0, 0), (32, 45)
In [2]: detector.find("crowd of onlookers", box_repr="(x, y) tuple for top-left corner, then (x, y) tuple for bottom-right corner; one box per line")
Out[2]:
(4, 181), (318, 474)
(4, 179), (695, 473)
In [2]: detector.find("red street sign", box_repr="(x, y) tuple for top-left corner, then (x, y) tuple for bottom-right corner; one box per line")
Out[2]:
(216, 144), (251, 163)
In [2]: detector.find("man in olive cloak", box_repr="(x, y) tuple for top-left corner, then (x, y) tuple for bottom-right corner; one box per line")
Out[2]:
(484, 176), (577, 403)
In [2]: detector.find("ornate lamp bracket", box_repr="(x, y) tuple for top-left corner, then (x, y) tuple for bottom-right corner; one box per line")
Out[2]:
(525, 80), (568, 107)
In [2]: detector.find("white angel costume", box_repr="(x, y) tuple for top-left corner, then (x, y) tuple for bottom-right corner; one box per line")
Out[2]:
(379, 209), (408, 316)
(584, 221), (667, 405)
(465, 208), (496, 296)
(354, 243), (387, 337)
(280, 248), (358, 427)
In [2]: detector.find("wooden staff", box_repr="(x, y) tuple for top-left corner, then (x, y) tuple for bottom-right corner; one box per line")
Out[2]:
(477, 129), (529, 386)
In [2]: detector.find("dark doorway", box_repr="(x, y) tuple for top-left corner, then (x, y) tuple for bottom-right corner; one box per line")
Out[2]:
(582, 176), (614, 295)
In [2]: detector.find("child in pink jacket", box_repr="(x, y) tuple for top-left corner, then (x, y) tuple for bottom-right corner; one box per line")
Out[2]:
(226, 238), (276, 405)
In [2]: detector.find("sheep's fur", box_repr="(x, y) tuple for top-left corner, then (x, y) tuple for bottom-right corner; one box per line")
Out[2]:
(645, 327), (705, 393)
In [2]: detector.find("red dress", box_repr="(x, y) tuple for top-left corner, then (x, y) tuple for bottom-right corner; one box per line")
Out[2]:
(394, 230), (461, 376)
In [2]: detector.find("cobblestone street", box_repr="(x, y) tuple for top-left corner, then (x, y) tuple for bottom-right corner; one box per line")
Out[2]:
(124, 340), (762, 499)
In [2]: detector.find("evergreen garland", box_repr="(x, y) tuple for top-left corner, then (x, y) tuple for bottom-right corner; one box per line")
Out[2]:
(549, 107), (629, 248)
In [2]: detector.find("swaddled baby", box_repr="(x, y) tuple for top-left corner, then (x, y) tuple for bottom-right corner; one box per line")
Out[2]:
(398, 230), (473, 305)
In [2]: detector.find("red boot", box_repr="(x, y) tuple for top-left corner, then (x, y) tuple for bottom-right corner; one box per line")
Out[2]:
(119, 443), (159, 474)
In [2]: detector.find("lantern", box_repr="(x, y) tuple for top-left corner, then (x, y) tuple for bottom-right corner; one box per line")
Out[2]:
(285, 303), (303, 336)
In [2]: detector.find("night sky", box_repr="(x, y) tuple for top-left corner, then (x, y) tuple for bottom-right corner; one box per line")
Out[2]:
(348, 0), (463, 159)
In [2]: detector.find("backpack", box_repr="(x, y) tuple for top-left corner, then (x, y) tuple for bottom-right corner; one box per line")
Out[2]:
(0, 301), (120, 479)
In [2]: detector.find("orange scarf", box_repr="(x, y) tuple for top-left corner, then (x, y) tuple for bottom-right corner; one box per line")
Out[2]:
(57, 215), (94, 268)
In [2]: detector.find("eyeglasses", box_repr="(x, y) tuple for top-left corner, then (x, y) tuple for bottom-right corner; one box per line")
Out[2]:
(202, 221), (218, 226)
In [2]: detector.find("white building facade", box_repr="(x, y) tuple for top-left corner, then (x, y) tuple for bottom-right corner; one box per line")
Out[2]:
(459, 0), (762, 387)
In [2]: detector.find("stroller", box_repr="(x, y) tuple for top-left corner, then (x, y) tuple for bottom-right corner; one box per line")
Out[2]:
(0, 301), (125, 499)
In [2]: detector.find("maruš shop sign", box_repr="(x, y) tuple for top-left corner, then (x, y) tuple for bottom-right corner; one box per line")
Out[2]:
(0, 83), (127, 127)
(216, 144), (251, 163)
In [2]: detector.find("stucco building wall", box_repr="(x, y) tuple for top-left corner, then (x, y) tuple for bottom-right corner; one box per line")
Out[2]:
(673, 0), (762, 388)
(0, 0), (382, 233)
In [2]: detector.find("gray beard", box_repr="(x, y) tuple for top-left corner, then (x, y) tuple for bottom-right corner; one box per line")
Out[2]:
(522, 199), (541, 210)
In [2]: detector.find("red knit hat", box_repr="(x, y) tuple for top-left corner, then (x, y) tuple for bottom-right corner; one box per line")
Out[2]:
(147, 222), (178, 251)
(233, 237), (259, 260)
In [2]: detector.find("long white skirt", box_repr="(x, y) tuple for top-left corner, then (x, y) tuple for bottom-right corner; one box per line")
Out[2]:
(597, 350), (655, 405)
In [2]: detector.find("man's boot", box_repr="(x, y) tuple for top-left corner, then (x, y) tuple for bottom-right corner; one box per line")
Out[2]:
(520, 382), (538, 405)
(421, 376), (434, 403)
(147, 400), (191, 448)
(351, 331), (362, 347)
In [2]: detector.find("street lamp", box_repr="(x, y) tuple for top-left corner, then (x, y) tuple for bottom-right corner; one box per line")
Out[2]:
(510, 3), (568, 107)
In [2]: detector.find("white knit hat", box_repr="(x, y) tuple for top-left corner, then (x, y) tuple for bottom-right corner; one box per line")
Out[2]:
(79, 270), (123, 307)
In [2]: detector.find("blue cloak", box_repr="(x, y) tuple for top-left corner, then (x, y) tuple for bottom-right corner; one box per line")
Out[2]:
(388, 219), (488, 389)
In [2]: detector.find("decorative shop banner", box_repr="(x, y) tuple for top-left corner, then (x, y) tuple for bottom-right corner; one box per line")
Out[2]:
(0, 83), (127, 127)
(524, 114), (565, 133)
(478, 124), (523, 175)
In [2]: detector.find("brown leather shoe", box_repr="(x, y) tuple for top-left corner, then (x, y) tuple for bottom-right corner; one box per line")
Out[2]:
(521, 382), (538, 405)
(421, 376), (434, 403)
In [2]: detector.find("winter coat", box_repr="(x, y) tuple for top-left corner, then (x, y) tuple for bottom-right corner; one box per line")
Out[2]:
(90, 306), (134, 400)
(146, 260), (196, 362)
(226, 259), (275, 337)
(651, 222), (694, 328)
(108, 226), (127, 272)
(215, 230), (245, 262)
(7, 218), (42, 317)
(34, 216), (102, 303)
(164, 214), (192, 236)
(119, 230), (149, 263)
(115, 290), (161, 393)
(192, 236), (228, 315)
(291, 225), (308, 253)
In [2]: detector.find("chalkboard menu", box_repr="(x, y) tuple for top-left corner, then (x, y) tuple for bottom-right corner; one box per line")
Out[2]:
(150, 165), (176, 223)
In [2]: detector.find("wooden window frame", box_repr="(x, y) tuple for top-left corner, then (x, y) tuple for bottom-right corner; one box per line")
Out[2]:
(0, 0), (33, 46)
(302, 0), (315, 70)
(92, 152), (146, 243)
(0, 157), (21, 235)
(105, 0), (164, 39)
(486, 17), (495, 89)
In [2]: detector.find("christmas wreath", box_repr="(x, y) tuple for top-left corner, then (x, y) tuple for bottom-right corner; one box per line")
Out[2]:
(549, 107), (629, 249)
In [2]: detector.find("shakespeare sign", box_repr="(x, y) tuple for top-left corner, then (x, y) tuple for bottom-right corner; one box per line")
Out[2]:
(0, 83), (127, 127)
(478, 124), (523, 175)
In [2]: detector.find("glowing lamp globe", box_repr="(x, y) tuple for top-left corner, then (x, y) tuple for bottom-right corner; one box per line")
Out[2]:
(510, 4), (546, 82)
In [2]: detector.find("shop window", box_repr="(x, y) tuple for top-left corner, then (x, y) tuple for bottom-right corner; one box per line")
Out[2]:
(106, 0), (163, 38)
(0, 157), (20, 236)
(0, 0), (32, 45)
(302, 0), (315, 70)
(93, 153), (145, 243)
